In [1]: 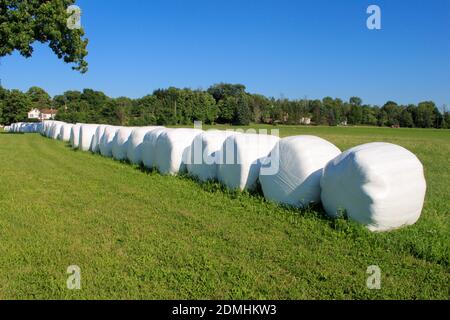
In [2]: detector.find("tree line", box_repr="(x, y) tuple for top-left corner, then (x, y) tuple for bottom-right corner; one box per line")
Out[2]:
(0, 83), (448, 129)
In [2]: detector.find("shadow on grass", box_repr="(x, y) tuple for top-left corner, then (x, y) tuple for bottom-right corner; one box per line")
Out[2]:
(132, 161), (366, 235)
(63, 144), (368, 235)
(0, 132), (25, 135)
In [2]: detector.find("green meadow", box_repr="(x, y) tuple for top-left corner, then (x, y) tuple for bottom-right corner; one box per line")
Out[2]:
(0, 125), (448, 299)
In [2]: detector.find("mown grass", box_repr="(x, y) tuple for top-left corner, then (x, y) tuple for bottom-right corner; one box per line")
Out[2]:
(0, 126), (448, 299)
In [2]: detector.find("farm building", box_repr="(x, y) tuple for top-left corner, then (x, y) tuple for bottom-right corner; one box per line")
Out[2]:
(28, 108), (58, 121)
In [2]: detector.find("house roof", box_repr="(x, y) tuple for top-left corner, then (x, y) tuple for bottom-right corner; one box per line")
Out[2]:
(40, 109), (58, 115)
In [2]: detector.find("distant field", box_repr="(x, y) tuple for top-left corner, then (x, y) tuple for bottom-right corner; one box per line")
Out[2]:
(0, 126), (448, 299)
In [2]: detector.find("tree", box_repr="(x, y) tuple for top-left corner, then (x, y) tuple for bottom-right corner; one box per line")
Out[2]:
(247, 94), (270, 123)
(349, 96), (362, 107)
(234, 94), (251, 125)
(381, 101), (400, 126)
(310, 99), (323, 125)
(377, 110), (388, 127)
(0, 0), (88, 73)
(207, 83), (246, 102)
(443, 108), (450, 129)
(0, 86), (7, 124)
(416, 101), (438, 128)
(361, 105), (378, 125)
(442, 105), (448, 129)
(1, 89), (32, 124)
(399, 109), (414, 127)
(27, 86), (51, 110)
(217, 96), (237, 123)
(347, 97), (363, 125)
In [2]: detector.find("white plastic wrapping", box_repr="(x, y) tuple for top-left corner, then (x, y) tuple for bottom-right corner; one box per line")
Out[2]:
(69, 124), (82, 148)
(50, 121), (63, 140)
(320, 142), (427, 232)
(7, 122), (42, 133)
(99, 126), (119, 157)
(155, 128), (203, 175)
(91, 125), (108, 153)
(79, 124), (99, 152)
(46, 121), (56, 137)
(39, 122), (46, 135)
(112, 127), (135, 161)
(41, 121), (49, 136)
(59, 123), (74, 142)
(259, 135), (341, 208)
(186, 130), (238, 182)
(46, 121), (54, 137)
(35, 123), (43, 133)
(126, 127), (161, 164)
(141, 127), (168, 169)
(217, 133), (280, 191)
(44, 121), (55, 137)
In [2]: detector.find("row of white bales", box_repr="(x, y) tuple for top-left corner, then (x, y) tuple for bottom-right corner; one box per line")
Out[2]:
(5, 121), (427, 232)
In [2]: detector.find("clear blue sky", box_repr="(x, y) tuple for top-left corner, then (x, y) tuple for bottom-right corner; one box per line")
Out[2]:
(1, 0), (449, 108)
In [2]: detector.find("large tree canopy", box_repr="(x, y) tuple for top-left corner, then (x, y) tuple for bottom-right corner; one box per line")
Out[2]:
(0, 0), (88, 73)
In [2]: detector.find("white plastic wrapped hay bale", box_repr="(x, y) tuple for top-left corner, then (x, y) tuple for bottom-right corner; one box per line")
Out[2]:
(186, 130), (239, 182)
(155, 128), (203, 175)
(126, 126), (161, 164)
(34, 123), (43, 133)
(259, 135), (341, 208)
(79, 124), (99, 152)
(44, 121), (55, 136)
(48, 121), (56, 137)
(22, 123), (29, 133)
(217, 133), (280, 191)
(50, 122), (64, 140)
(320, 142), (426, 232)
(39, 122), (46, 135)
(44, 121), (55, 137)
(141, 127), (168, 169)
(91, 125), (108, 153)
(18, 123), (26, 133)
(3, 125), (10, 132)
(41, 121), (50, 136)
(69, 123), (82, 148)
(59, 123), (74, 142)
(99, 126), (119, 157)
(12, 122), (21, 133)
(112, 127), (135, 160)
(24, 123), (32, 133)
(26, 123), (37, 133)
(48, 121), (56, 138)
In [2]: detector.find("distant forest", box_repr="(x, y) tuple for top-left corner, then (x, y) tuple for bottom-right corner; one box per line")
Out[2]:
(0, 83), (448, 128)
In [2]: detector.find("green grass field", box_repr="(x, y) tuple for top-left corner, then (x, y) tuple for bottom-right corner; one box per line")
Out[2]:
(0, 125), (448, 299)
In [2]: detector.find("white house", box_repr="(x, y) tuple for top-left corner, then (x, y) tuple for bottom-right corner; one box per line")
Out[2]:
(28, 108), (41, 119)
(40, 109), (57, 120)
(28, 108), (57, 120)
